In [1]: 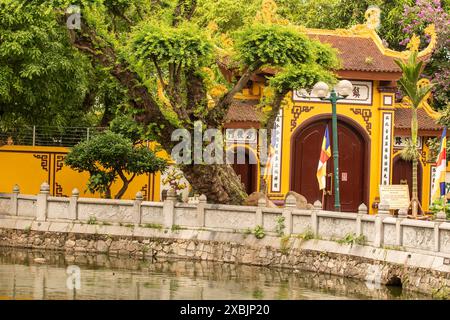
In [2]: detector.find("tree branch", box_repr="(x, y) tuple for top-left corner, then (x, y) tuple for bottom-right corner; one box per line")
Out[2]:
(153, 58), (166, 90)
(206, 62), (263, 126)
(66, 22), (176, 148)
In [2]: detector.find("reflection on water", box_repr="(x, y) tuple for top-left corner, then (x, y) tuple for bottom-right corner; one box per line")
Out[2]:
(0, 248), (428, 300)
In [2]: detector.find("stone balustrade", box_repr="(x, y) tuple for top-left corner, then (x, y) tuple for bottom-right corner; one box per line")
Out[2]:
(0, 183), (449, 256)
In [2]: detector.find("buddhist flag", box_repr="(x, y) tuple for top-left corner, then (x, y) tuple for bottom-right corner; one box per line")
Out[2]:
(317, 126), (331, 190)
(431, 127), (447, 202)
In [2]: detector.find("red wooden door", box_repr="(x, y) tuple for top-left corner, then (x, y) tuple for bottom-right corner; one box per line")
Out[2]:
(291, 120), (366, 212)
(230, 148), (258, 195)
(392, 156), (422, 203)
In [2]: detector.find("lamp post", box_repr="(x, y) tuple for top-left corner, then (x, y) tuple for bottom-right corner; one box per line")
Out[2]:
(312, 80), (353, 212)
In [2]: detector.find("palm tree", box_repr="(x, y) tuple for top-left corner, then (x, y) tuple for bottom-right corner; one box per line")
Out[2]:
(394, 51), (433, 217)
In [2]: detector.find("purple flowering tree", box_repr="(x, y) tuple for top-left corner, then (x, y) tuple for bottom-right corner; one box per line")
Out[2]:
(399, 0), (449, 109)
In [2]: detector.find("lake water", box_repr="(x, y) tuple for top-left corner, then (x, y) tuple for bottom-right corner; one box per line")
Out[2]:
(0, 248), (428, 300)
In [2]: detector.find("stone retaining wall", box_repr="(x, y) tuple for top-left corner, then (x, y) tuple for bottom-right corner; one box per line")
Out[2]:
(1, 183), (450, 258)
(0, 219), (449, 297)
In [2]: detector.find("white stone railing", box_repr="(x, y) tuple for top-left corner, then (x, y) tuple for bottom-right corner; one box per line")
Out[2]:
(0, 183), (449, 256)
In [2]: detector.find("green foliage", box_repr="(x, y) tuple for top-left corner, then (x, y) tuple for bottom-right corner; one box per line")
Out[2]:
(194, 0), (260, 33)
(280, 235), (291, 254)
(235, 24), (313, 67)
(87, 216), (97, 225)
(430, 198), (450, 219)
(109, 115), (144, 143)
(142, 223), (163, 230)
(275, 216), (285, 237)
(24, 225), (31, 235)
(0, 1), (91, 127)
(131, 23), (213, 68)
(269, 64), (336, 94)
(395, 52), (434, 110)
(400, 139), (421, 161)
(252, 225), (266, 239)
(337, 233), (367, 245)
(171, 224), (183, 232)
(297, 228), (315, 241)
(432, 286), (450, 300)
(65, 131), (167, 198)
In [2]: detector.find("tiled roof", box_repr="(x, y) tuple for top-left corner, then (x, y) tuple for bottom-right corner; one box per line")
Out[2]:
(307, 34), (401, 73)
(225, 100), (263, 123)
(394, 108), (442, 131)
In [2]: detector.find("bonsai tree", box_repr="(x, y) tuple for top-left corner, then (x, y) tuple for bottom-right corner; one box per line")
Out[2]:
(395, 50), (434, 216)
(65, 130), (167, 199)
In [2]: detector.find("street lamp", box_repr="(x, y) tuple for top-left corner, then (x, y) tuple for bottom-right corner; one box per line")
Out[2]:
(312, 80), (353, 212)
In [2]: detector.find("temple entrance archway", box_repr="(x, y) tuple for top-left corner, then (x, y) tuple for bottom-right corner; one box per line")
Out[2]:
(290, 115), (370, 212)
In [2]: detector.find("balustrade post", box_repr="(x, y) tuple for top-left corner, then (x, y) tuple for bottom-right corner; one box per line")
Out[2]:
(312, 200), (321, 236)
(396, 208), (408, 246)
(69, 188), (79, 221)
(36, 182), (49, 222)
(283, 194), (296, 235)
(133, 191), (143, 225)
(374, 201), (389, 247)
(10, 184), (19, 216)
(197, 194), (207, 227)
(255, 196), (265, 228)
(163, 189), (176, 229)
(356, 203), (367, 236)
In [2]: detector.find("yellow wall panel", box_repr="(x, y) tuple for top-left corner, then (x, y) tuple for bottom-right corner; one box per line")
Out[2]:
(0, 145), (160, 201)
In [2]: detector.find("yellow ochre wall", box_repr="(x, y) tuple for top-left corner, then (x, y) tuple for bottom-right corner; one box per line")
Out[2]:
(0, 145), (161, 201)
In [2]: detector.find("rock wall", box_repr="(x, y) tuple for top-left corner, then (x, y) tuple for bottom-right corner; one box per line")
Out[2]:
(0, 222), (449, 298)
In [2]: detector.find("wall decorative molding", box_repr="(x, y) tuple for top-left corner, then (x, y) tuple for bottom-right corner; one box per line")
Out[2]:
(55, 155), (65, 172)
(350, 108), (372, 134)
(290, 106), (314, 132)
(55, 182), (67, 197)
(33, 154), (49, 172)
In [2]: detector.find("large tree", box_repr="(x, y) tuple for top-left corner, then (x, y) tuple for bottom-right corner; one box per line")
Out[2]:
(19, 0), (336, 204)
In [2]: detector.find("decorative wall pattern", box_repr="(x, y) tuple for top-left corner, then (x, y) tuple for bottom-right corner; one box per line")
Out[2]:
(290, 106), (314, 131)
(350, 108), (372, 134)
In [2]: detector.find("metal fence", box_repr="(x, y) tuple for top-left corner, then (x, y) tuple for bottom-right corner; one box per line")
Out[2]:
(0, 126), (107, 147)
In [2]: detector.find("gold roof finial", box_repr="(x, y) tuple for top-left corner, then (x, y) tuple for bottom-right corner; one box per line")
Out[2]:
(418, 24), (437, 57)
(364, 6), (381, 30)
(407, 34), (421, 53)
(254, 0), (289, 25)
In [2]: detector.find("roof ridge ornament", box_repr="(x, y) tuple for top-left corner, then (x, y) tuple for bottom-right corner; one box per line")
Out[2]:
(364, 5), (381, 30)
(254, 0), (289, 25)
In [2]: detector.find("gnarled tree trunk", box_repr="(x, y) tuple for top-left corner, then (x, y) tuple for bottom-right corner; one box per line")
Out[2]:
(181, 164), (247, 204)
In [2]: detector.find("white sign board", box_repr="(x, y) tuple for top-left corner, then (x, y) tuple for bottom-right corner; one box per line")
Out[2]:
(379, 185), (410, 210)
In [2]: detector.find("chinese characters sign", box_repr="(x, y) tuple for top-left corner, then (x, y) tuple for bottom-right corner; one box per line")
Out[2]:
(292, 81), (373, 105)
(381, 113), (392, 185)
(271, 109), (283, 192)
(393, 136), (422, 149)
